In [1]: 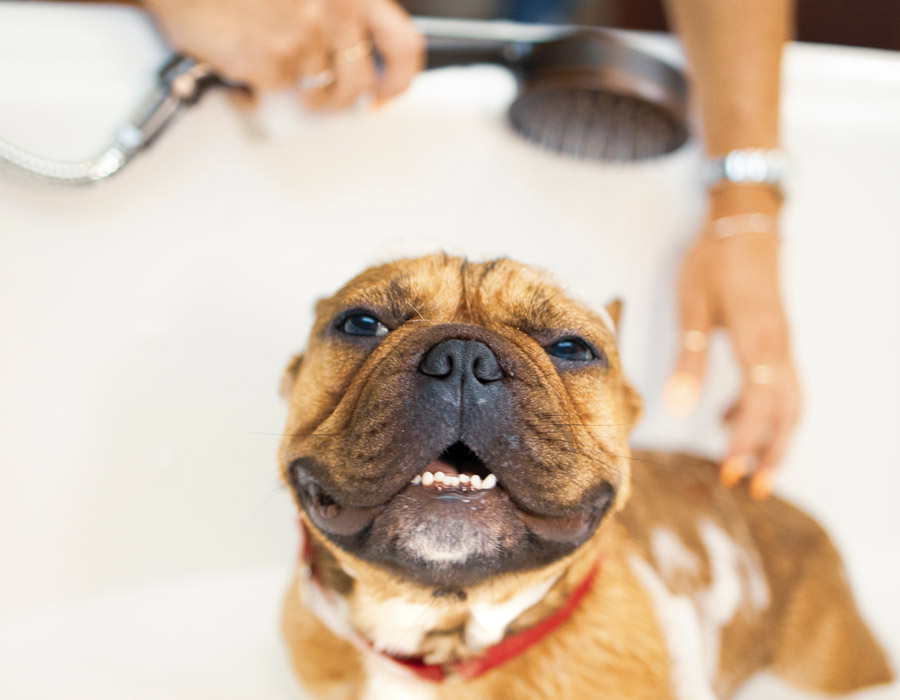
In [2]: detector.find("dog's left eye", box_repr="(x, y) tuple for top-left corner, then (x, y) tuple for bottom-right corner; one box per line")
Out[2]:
(547, 337), (597, 362)
(340, 313), (389, 337)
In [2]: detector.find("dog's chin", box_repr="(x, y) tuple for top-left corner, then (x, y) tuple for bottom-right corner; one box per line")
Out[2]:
(293, 455), (614, 589)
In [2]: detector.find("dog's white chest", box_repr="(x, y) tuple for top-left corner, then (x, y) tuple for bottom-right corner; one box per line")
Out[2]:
(333, 577), (558, 700)
(465, 575), (559, 649)
(352, 574), (560, 656)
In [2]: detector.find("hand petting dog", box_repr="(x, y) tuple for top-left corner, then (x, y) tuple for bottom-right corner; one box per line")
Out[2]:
(666, 185), (802, 501)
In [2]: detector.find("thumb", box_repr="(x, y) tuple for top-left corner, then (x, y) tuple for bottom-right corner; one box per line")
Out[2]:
(664, 290), (713, 417)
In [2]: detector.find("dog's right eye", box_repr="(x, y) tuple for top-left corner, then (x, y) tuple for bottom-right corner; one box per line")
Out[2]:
(340, 313), (389, 337)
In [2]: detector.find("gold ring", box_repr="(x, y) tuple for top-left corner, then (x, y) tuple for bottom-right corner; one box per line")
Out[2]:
(682, 330), (708, 353)
(333, 40), (373, 65)
(296, 68), (336, 92)
(749, 364), (774, 386)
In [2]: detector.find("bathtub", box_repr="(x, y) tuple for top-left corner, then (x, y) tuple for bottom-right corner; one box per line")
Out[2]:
(0, 3), (898, 698)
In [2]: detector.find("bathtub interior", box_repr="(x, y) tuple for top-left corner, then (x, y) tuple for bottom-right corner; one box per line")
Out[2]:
(0, 4), (898, 699)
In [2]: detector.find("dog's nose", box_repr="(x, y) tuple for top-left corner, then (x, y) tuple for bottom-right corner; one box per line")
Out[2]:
(418, 339), (504, 383)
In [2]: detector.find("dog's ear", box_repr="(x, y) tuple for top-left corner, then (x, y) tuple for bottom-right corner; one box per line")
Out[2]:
(280, 353), (304, 400)
(604, 298), (624, 332)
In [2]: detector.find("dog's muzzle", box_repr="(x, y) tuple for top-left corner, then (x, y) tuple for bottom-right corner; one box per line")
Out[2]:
(286, 326), (616, 588)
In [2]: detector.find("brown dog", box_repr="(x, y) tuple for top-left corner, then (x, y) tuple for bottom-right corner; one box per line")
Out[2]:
(278, 254), (893, 700)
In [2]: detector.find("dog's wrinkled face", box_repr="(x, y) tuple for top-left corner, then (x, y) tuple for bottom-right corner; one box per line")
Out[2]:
(279, 255), (641, 589)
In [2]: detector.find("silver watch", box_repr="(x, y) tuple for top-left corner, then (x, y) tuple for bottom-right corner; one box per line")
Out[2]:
(705, 148), (788, 196)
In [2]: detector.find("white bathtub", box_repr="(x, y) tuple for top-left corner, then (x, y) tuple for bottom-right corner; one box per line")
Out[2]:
(0, 3), (898, 698)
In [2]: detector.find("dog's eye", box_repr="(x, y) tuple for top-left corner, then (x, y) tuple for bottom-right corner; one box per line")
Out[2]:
(547, 337), (598, 362)
(341, 313), (389, 337)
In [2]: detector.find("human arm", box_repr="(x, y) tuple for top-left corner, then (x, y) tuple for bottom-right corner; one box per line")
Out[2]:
(662, 0), (801, 499)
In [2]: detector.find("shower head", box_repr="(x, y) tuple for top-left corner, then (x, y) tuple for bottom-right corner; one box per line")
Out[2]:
(423, 23), (689, 162)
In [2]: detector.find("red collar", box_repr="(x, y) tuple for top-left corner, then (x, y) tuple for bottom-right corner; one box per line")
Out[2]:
(300, 521), (602, 683)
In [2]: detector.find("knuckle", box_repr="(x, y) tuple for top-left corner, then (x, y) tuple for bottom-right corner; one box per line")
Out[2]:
(379, 26), (424, 61)
(298, 3), (324, 26)
(329, 0), (358, 16)
(401, 30), (426, 59)
(268, 33), (300, 63)
(785, 402), (802, 424)
(739, 311), (789, 359)
(731, 426), (757, 452)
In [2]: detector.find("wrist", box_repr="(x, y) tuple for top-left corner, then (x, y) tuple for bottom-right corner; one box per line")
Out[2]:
(708, 183), (782, 219)
(699, 185), (783, 241)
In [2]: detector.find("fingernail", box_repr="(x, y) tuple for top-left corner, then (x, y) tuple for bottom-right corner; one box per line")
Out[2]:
(750, 472), (774, 500)
(663, 373), (700, 417)
(720, 455), (748, 486)
(368, 97), (391, 113)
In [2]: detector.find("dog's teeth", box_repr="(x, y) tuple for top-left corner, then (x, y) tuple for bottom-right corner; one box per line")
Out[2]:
(458, 474), (470, 484)
(412, 475), (422, 485)
(446, 476), (460, 487)
(482, 474), (497, 490)
(469, 475), (482, 489)
(422, 472), (435, 487)
(434, 471), (446, 483)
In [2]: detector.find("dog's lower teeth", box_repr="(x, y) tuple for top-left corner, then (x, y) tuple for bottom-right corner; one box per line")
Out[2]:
(416, 471), (497, 490)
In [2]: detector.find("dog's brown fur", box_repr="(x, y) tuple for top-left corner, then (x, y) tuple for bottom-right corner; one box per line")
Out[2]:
(279, 254), (893, 700)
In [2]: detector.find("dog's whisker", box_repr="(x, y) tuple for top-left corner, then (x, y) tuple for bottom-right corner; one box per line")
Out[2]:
(535, 439), (626, 478)
(405, 300), (429, 322)
(246, 480), (290, 523)
(547, 421), (640, 428)
(594, 450), (672, 469)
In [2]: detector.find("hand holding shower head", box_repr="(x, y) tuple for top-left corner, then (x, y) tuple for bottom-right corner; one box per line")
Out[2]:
(0, 19), (688, 186)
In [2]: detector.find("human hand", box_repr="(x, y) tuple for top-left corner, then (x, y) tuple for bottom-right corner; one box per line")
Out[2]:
(664, 186), (802, 499)
(143, 0), (424, 109)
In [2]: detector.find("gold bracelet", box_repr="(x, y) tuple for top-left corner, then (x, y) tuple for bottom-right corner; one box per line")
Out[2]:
(709, 213), (778, 239)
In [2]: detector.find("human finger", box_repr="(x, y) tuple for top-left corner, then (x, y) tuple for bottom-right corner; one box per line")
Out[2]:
(320, 0), (377, 109)
(750, 371), (801, 498)
(330, 39), (378, 109)
(294, 6), (334, 109)
(721, 384), (774, 487)
(664, 277), (713, 418)
(750, 440), (782, 500)
(367, 0), (425, 100)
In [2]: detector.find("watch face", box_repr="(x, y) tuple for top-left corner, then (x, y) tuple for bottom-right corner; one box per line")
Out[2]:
(706, 149), (787, 193)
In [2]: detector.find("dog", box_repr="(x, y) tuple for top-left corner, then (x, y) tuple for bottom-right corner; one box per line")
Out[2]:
(278, 254), (893, 700)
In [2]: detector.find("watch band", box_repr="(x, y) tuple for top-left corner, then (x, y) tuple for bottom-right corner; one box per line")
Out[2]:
(705, 148), (788, 196)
